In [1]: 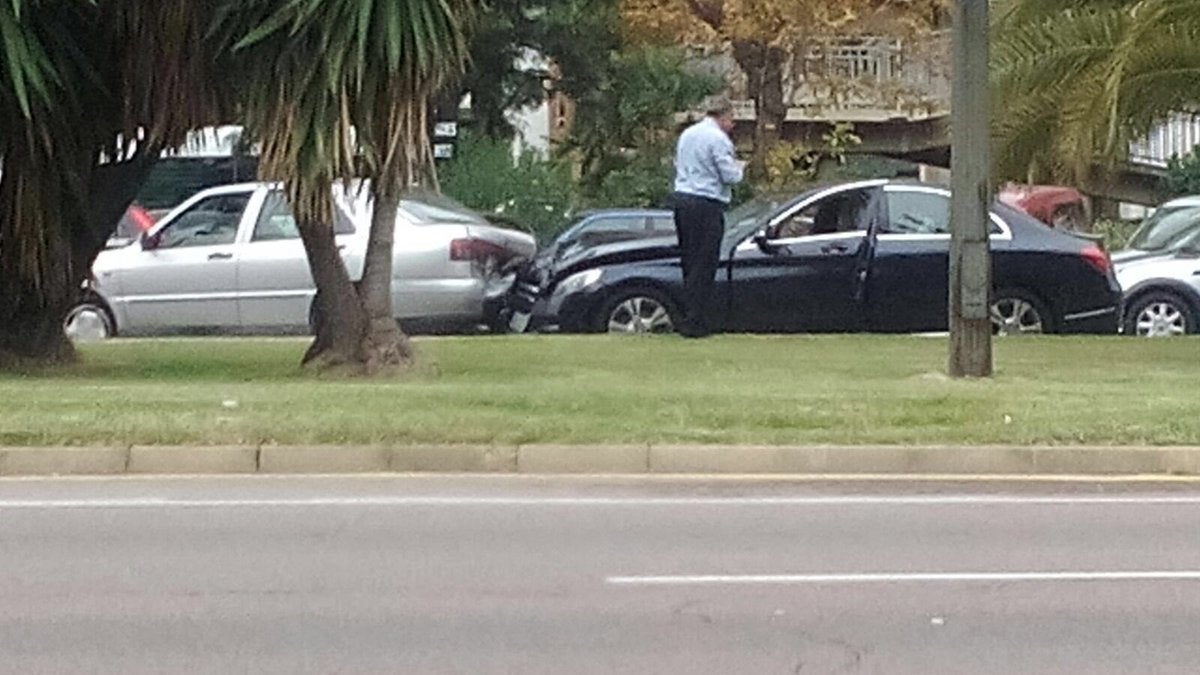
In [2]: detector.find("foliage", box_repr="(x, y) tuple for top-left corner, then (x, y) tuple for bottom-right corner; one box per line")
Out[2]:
(565, 46), (720, 204)
(1092, 218), (1141, 252)
(621, 0), (947, 47)
(1, 1), (230, 362)
(461, 0), (620, 139)
(1165, 147), (1200, 197)
(764, 122), (863, 189)
(619, 0), (949, 175)
(0, 0), (476, 370)
(992, 0), (1200, 185)
(584, 142), (679, 209)
(440, 134), (577, 242)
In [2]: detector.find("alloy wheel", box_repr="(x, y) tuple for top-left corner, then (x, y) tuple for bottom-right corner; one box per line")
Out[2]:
(607, 296), (674, 334)
(990, 298), (1044, 336)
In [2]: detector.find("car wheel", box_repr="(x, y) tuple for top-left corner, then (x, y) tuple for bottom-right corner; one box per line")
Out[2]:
(990, 289), (1052, 336)
(1124, 291), (1196, 338)
(597, 287), (679, 335)
(64, 302), (114, 342)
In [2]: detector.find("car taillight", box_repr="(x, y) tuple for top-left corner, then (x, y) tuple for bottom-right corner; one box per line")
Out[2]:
(128, 205), (156, 232)
(1080, 245), (1111, 275)
(450, 237), (512, 262)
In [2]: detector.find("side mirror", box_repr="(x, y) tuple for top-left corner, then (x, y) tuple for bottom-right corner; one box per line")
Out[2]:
(140, 230), (160, 250)
(753, 230), (780, 254)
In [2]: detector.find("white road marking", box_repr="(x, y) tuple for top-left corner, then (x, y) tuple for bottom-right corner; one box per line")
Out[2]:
(606, 571), (1200, 586)
(5, 494), (1200, 509)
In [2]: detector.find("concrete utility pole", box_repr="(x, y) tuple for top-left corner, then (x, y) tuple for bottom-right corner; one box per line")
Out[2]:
(948, 0), (993, 378)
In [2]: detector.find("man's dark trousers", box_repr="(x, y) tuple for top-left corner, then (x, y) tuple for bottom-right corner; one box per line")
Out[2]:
(673, 191), (725, 337)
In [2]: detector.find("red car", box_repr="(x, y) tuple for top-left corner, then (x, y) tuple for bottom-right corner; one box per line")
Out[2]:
(998, 184), (1091, 231)
(106, 204), (165, 248)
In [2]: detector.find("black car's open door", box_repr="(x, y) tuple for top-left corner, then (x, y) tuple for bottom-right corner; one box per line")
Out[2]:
(726, 185), (885, 333)
(853, 187), (888, 304)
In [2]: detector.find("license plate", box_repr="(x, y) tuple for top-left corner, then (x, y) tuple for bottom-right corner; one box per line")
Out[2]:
(508, 311), (531, 333)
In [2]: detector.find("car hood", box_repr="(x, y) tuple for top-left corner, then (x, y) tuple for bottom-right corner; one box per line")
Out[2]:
(1111, 248), (1178, 267)
(550, 235), (680, 279)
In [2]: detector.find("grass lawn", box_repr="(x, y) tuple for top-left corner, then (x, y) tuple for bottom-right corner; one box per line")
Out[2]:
(0, 335), (1197, 447)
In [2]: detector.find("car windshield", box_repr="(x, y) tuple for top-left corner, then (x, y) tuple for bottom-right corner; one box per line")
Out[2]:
(1126, 205), (1200, 251)
(722, 197), (791, 245)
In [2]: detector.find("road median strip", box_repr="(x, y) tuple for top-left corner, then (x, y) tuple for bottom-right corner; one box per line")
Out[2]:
(4, 444), (1200, 477)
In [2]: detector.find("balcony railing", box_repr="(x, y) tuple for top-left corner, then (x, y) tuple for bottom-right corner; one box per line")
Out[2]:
(1129, 114), (1200, 168)
(690, 32), (951, 124)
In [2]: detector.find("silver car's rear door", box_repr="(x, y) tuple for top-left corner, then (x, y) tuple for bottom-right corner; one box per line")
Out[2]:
(117, 189), (253, 331)
(236, 190), (365, 329)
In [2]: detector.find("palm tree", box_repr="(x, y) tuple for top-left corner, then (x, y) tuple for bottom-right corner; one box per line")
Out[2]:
(217, 0), (474, 373)
(0, 1), (227, 365)
(992, 0), (1200, 185)
(1, 1), (473, 372)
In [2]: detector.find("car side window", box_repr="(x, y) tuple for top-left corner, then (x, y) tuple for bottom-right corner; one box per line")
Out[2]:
(885, 191), (951, 235)
(252, 191), (357, 239)
(770, 190), (871, 240)
(155, 193), (250, 248)
(252, 192), (301, 242)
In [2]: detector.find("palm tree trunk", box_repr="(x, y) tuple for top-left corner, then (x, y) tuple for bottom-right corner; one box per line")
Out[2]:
(296, 220), (368, 369)
(358, 189), (415, 373)
(0, 147), (80, 366)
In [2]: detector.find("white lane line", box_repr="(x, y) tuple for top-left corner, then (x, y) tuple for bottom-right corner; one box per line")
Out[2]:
(606, 571), (1200, 586)
(6, 495), (1200, 509)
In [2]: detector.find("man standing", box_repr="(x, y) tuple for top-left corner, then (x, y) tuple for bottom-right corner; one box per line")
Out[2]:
(672, 98), (743, 338)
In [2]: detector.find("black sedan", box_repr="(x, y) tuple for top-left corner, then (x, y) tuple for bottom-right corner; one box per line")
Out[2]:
(506, 180), (1122, 335)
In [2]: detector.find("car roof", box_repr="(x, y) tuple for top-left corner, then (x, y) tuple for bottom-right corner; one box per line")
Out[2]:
(577, 208), (672, 219)
(1161, 195), (1200, 208)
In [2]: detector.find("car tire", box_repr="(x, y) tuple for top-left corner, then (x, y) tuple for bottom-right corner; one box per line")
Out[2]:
(1123, 290), (1197, 338)
(595, 286), (680, 335)
(991, 288), (1055, 336)
(64, 301), (115, 342)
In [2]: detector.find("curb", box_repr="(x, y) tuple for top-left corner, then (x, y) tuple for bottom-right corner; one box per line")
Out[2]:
(4, 444), (1200, 477)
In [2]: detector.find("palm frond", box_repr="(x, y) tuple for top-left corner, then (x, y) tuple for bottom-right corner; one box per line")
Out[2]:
(993, 0), (1200, 184)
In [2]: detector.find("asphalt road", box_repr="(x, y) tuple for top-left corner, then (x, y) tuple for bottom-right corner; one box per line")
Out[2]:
(5, 475), (1200, 674)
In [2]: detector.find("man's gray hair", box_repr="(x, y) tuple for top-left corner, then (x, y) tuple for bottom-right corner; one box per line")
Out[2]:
(704, 96), (735, 118)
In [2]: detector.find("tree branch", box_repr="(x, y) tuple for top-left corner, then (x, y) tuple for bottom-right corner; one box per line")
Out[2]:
(684, 0), (723, 30)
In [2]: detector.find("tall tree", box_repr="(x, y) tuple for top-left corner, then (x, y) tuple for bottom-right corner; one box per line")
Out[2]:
(227, 0), (474, 374)
(1, 0), (474, 373)
(620, 0), (947, 177)
(461, 0), (619, 139)
(565, 46), (719, 205)
(0, 0), (227, 365)
(992, 0), (1200, 185)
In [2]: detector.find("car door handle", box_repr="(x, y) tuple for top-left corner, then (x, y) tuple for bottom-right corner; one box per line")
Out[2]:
(821, 242), (850, 254)
(208, 252), (233, 261)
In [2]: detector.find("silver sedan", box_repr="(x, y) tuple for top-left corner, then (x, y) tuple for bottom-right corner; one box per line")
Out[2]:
(65, 182), (536, 339)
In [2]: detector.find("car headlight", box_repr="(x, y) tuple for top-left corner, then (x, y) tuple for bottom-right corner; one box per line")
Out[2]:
(553, 268), (603, 296)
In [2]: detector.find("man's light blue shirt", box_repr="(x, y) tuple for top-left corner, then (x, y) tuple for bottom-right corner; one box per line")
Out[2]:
(673, 117), (744, 204)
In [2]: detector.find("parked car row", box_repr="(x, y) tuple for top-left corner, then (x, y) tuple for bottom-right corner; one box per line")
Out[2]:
(67, 180), (1199, 341)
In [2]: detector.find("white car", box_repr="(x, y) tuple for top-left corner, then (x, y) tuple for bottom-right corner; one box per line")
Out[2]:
(65, 182), (536, 339)
(1113, 194), (1200, 337)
